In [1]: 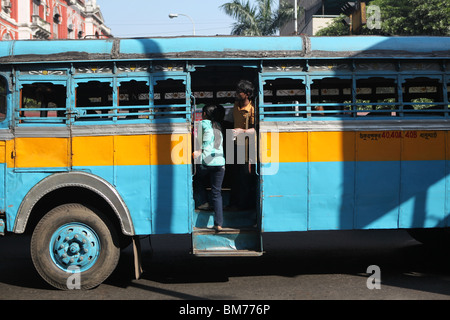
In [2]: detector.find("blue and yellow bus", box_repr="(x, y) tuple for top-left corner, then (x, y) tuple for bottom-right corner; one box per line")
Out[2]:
(0, 35), (449, 289)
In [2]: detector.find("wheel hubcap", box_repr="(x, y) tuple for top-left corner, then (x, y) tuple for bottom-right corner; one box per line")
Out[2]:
(50, 223), (100, 272)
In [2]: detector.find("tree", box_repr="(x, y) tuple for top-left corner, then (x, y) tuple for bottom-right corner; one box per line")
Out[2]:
(315, 14), (351, 36)
(316, 0), (450, 36)
(220, 0), (302, 36)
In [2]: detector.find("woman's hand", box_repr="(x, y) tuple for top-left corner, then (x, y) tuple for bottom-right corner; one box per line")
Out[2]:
(192, 150), (202, 159)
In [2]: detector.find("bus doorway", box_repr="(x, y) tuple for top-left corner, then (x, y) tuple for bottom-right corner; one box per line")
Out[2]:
(190, 65), (262, 256)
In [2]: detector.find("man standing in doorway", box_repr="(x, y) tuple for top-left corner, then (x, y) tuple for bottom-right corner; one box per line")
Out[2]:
(227, 80), (256, 211)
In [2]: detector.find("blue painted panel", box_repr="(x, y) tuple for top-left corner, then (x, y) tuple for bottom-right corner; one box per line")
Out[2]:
(261, 160), (450, 233)
(5, 169), (51, 232)
(261, 162), (308, 232)
(0, 42), (11, 59)
(114, 165), (152, 235)
(193, 232), (260, 251)
(150, 164), (192, 234)
(447, 161), (450, 228)
(355, 161), (401, 229)
(75, 164), (191, 235)
(5, 164), (191, 236)
(310, 36), (450, 54)
(12, 40), (114, 57)
(309, 162), (354, 230)
(399, 160), (447, 228)
(119, 37), (303, 56)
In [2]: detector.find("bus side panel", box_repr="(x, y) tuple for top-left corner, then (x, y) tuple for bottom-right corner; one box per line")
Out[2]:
(72, 133), (192, 235)
(0, 141), (5, 213)
(399, 131), (447, 228)
(309, 161), (355, 230)
(260, 129), (450, 233)
(5, 170), (51, 231)
(399, 160), (446, 228)
(150, 133), (192, 235)
(150, 164), (192, 234)
(308, 132), (355, 230)
(354, 161), (401, 229)
(109, 135), (152, 235)
(354, 131), (401, 229)
(261, 162), (308, 232)
(260, 131), (308, 232)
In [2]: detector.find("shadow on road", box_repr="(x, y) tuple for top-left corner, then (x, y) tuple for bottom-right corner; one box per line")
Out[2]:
(1, 229), (450, 298)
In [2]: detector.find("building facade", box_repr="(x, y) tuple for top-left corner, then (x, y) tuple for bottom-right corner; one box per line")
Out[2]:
(0, 0), (111, 40)
(280, 0), (348, 35)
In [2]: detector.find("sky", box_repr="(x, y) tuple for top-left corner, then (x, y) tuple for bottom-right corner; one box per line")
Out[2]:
(96, 0), (245, 38)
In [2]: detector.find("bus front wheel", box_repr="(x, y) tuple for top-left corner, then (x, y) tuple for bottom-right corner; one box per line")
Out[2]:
(31, 203), (120, 290)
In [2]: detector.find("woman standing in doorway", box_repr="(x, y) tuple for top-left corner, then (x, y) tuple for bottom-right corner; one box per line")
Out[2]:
(193, 104), (225, 231)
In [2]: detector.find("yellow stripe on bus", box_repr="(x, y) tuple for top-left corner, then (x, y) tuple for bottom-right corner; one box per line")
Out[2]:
(15, 137), (70, 168)
(261, 130), (447, 163)
(73, 134), (191, 166)
(10, 134), (191, 168)
(0, 141), (5, 164)
(4, 130), (447, 168)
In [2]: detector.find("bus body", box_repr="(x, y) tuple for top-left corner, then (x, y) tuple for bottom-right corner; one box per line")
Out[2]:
(0, 35), (449, 289)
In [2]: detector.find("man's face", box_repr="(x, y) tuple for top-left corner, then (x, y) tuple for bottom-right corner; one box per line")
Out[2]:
(236, 90), (247, 101)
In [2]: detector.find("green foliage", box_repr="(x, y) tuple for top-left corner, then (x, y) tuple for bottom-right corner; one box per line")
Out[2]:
(316, 0), (450, 36)
(220, 0), (301, 36)
(315, 14), (350, 36)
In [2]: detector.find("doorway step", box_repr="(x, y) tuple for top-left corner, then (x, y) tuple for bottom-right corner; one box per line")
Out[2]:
(192, 208), (262, 257)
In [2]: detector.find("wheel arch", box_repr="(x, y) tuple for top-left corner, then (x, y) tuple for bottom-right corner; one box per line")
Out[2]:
(13, 171), (135, 236)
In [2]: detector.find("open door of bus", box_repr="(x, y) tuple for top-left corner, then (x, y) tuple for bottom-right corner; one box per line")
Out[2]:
(190, 66), (263, 256)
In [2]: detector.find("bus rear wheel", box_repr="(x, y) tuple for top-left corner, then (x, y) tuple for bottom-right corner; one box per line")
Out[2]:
(31, 203), (120, 290)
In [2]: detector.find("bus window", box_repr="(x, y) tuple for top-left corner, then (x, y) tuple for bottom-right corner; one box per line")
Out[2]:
(0, 76), (6, 121)
(310, 78), (351, 117)
(356, 77), (398, 117)
(447, 81), (450, 109)
(153, 79), (188, 120)
(118, 80), (150, 119)
(262, 78), (306, 117)
(402, 77), (444, 116)
(76, 81), (113, 119)
(20, 83), (66, 121)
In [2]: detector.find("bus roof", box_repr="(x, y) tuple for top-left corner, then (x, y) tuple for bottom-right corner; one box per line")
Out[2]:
(0, 35), (448, 63)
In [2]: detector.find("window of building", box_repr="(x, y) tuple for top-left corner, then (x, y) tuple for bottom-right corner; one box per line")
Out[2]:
(53, 6), (60, 39)
(32, 0), (40, 16)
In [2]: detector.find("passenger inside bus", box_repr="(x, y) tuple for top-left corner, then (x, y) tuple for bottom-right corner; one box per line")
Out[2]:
(226, 80), (257, 212)
(193, 104), (226, 231)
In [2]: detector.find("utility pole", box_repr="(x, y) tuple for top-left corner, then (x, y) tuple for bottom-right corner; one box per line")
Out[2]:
(294, 0), (298, 35)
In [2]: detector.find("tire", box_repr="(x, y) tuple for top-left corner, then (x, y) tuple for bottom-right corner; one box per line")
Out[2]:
(31, 203), (120, 290)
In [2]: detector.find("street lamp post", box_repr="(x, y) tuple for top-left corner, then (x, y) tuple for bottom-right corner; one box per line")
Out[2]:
(168, 13), (196, 36)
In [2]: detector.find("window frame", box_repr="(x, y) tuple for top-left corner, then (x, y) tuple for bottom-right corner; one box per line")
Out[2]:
(16, 79), (68, 126)
(0, 74), (9, 127)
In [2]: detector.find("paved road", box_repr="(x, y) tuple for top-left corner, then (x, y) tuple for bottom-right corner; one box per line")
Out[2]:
(1, 229), (450, 302)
